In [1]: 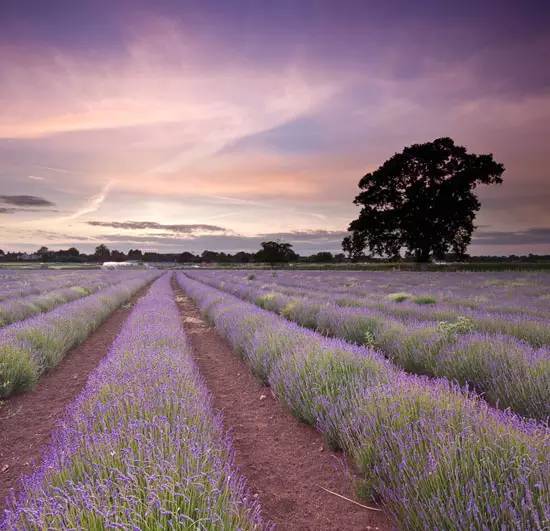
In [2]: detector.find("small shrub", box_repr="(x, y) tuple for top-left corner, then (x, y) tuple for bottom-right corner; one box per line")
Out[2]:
(413, 295), (437, 305)
(387, 292), (412, 303)
(71, 286), (90, 296)
(255, 292), (282, 312)
(437, 316), (475, 339)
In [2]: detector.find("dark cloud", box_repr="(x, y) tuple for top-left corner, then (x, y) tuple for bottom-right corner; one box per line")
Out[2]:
(473, 227), (550, 245)
(3, 1), (549, 102)
(86, 220), (227, 233)
(0, 206), (58, 214)
(0, 194), (55, 207)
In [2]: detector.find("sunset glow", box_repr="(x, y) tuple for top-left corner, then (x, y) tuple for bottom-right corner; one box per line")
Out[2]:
(1, 0), (549, 254)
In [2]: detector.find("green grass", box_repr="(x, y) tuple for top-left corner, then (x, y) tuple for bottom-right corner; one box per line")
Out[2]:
(413, 295), (437, 305)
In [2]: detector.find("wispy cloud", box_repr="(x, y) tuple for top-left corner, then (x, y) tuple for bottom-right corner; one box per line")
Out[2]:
(34, 165), (77, 175)
(86, 220), (227, 233)
(28, 175), (45, 181)
(208, 195), (270, 208)
(64, 182), (113, 220)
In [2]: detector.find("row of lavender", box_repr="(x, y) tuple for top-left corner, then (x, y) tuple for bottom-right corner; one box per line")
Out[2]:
(0, 271), (150, 328)
(176, 273), (549, 530)
(2, 274), (263, 529)
(0, 270), (130, 302)
(215, 270), (550, 346)
(0, 270), (80, 300)
(0, 271), (159, 398)
(264, 270), (550, 318)
(188, 271), (549, 420)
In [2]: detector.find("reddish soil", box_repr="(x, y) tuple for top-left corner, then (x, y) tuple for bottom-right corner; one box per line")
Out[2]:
(173, 282), (391, 531)
(0, 284), (151, 515)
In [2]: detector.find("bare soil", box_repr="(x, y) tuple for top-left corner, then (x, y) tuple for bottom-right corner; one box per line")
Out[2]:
(173, 281), (391, 530)
(0, 284), (151, 515)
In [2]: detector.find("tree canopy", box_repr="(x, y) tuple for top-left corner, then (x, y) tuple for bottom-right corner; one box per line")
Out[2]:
(94, 244), (111, 259)
(345, 137), (504, 262)
(255, 241), (298, 263)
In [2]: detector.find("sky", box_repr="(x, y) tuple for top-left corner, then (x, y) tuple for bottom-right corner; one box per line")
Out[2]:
(1, 0), (549, 256)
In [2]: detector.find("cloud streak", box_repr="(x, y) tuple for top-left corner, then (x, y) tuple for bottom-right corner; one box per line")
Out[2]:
(86, 220), (227, 233)
(64, 182), (113, 220)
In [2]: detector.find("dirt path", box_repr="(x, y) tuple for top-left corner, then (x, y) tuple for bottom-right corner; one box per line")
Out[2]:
(173, 281), (391, 530)
(0, 283), (152, 515)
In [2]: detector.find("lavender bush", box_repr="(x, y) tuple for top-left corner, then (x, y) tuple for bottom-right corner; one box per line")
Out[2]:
(2, 273), (264, 530)
(177, 273), (549, 530)
(0, 271), (159, 397)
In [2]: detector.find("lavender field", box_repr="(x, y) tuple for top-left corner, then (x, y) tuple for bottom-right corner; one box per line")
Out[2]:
(186, 270), (550, 421)
(1, 269), (549, 529)
(3, 274), (262, 529)
(179, 271), (549, 529)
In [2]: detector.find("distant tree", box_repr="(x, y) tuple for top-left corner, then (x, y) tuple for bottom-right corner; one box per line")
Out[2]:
(36, 246), (49, 256)
(128, 249), (143, 260)
(0, 249), (4, 256)
(203, 252), (216, 263)
(53, 247), (81, 262)
(111, 249), (126, 261)
(342, 232), (366, 261)
(94, 244), (111, 261)
(255, 241), (298, 264)
(233, 251), (252, 263)
(346, 137), (504, 262)
(311, 251), (333, 263)
(143, 252), (159, 262)
(177, 251), (198, 263)
(217, 252), (232, 263)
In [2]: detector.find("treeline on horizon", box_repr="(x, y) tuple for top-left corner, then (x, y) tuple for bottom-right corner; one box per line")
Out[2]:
(1, 242), (550, 265)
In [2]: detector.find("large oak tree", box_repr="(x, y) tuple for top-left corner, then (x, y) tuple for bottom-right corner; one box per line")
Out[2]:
(345, 137), (504, 262)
